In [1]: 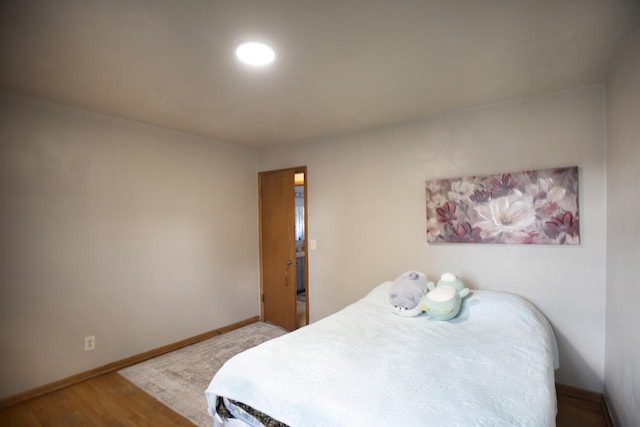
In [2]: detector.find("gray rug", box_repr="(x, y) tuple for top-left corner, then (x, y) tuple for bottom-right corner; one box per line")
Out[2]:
(119, 322), (288, 427)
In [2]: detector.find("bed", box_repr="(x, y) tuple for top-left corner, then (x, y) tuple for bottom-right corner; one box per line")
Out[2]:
(205, 281), (559, 426)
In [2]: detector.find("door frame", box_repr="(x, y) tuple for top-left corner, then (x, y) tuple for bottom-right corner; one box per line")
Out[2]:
(258, 166), (308, 328)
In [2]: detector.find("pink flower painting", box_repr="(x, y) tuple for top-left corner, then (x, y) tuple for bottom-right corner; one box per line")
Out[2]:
(426, 166), (580, 245)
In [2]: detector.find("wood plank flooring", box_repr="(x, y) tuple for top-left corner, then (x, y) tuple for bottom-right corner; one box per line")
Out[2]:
(0, 373), (612, 426)
(557, 393), (610, 427)
(556, 383), (613, 427)
(0, 372), (193, 426)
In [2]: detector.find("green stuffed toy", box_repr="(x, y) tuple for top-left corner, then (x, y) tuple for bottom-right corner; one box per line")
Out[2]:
(420, 273), (470, 320)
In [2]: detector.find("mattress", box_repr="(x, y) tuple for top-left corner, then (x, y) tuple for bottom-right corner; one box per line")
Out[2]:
(205, 282), (559, 426)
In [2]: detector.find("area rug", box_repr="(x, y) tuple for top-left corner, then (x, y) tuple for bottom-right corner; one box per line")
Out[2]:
(119, 322), (288, 427)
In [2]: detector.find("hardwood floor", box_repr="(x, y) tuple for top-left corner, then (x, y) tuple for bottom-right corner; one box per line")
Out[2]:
(0, 372), (194, 426)
(556, 383), (614, 427)
(557, 394), (610, 427)
(0, 374), (612, 426)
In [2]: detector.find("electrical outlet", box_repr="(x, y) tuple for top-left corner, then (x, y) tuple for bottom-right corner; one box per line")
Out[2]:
(84, 335), (95, 351)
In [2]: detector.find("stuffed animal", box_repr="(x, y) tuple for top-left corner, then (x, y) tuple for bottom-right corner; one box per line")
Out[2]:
(419, 273), (470, 320)
(388, 271), (428, 317)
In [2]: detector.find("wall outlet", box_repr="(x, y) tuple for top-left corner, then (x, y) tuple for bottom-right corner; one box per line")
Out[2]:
(84, 335), (96, 351)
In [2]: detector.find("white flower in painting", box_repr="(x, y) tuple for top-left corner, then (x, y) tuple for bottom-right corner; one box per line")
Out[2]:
(527, 177), (567, 214)
(426, 180), (444, 194)
(426, 180), (446, 214)
(473, 191), (536, 242)
(447, 180), (476, 203)
(426, 192), (447, 213)
(426, 217), (441, 242)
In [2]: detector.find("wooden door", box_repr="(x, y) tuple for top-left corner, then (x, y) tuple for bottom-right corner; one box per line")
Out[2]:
(259, 168), (297, 331)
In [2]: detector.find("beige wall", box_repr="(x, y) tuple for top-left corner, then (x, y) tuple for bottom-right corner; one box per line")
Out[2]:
(605, 19), (640, 427)
(0, 84), (616, 398)
(0, 93), (260, 399)
(259, 86), (607, 391)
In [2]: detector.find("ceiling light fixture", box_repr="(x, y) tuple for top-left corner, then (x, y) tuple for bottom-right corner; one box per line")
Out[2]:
(235, 42), (275, 66)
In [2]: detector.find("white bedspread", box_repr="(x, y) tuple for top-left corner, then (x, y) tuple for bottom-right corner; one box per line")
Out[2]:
(205, 283), (559, 427)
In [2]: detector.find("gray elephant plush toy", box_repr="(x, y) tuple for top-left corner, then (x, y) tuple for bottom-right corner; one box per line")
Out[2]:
(388, 271), (428, 317)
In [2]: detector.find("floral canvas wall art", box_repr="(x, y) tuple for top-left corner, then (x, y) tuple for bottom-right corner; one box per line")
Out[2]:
(426, 166), (579, 245)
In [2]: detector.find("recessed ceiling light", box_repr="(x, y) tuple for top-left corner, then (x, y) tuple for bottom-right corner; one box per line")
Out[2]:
(235, 42), (275, 66)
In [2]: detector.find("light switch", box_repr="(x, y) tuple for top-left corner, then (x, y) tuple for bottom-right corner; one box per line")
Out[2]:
(309, 239), (317, 250)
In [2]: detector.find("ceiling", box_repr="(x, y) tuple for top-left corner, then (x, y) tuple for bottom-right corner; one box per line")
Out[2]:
(0, 1), (637, 148)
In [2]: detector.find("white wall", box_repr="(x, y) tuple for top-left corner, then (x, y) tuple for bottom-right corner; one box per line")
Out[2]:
(259, 86), (607, 391)
(0, 93), (260, 398)
(605, 19), (640, 427)
(0, 83), (613, 399)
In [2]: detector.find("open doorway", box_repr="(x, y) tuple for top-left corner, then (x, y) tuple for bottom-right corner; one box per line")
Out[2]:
(258, 167), (308, 331)
(294, 171), (307, 328)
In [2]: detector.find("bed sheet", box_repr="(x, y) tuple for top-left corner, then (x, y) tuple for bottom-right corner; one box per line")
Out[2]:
(205, 282), (558, 427)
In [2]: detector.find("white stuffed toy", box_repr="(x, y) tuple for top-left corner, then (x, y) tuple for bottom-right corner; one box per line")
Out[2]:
(420, 273), (470, 320)
(389, 271), (428, 317)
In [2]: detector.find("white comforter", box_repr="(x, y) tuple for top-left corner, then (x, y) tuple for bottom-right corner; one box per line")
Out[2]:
(205, 283), (559, 427)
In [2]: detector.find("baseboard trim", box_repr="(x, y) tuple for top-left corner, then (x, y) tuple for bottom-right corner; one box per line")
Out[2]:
(0, 315), (260, 409)
(556, 383), (615, 427)
(601, 392), (616, 427)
